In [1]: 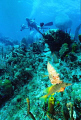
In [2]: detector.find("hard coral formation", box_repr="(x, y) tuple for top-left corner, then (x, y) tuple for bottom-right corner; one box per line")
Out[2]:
(30, 41), (45, 54)
(43, 29), (72, 52)
(0, 79), (13, 96)
(0, 79), (13, 106)
(71, 43), (77, 52)
(6, 47), (33, 88)
(20, 37), (27, 51)
(59, 43), (69, 58)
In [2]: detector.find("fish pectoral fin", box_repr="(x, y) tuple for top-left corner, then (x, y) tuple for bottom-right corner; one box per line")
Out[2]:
(58, 87), (65, 92)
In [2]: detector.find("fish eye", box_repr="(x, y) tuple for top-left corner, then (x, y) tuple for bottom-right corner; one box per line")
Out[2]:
(66, 83), (68, 85)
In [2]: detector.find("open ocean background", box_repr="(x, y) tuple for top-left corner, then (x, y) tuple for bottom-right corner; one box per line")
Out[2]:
(0, 0), (81, 41)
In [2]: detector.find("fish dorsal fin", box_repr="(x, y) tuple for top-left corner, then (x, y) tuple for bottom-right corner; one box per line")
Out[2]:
(47, 62), (62, 84)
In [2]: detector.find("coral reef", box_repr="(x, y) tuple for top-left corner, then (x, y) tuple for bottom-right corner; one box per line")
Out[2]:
(43, 29), (72, 53)
(0, 79), (13, 96)
(20, 37), (27, 51)
(30, 40), (45, 54)
(59, 43), (69, 58)
(0, 29), (81, 120)
(0, 36), (19, 46)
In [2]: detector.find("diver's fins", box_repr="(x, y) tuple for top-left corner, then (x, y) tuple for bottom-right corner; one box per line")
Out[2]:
(44, 22), (53, 26)
(40, 22), (53, 27)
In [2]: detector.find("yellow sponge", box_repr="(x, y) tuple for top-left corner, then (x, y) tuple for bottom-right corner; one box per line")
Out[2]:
(48, 96), (54, 114)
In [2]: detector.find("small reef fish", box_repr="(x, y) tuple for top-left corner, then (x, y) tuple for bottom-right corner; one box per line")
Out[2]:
(47, 62), (62, 84)
(40, 62), (72, 100)
(40, 82), (71, 100)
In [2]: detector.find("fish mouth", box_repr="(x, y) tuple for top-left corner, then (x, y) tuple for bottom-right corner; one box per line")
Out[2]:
(63, 82), (72, 86)
(66, 83), (72, 86)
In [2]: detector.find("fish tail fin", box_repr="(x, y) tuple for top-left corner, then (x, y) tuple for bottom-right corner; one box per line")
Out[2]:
(40, 95), (47, 102)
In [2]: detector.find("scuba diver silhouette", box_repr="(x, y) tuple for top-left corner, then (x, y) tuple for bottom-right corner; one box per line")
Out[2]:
(20, 17), (53, 36)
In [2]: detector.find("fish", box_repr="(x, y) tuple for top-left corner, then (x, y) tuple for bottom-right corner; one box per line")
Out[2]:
(40, 62), (72, 101)
(40, 82), (71, 100)
(47, 62), (62, 84)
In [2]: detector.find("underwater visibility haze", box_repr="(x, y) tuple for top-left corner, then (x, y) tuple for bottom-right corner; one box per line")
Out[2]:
(0, 0), (81, 120)
(0, 0), (81, 40)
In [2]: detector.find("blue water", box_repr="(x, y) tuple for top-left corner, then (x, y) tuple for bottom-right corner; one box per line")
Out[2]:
(0, 0), (80, 41)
